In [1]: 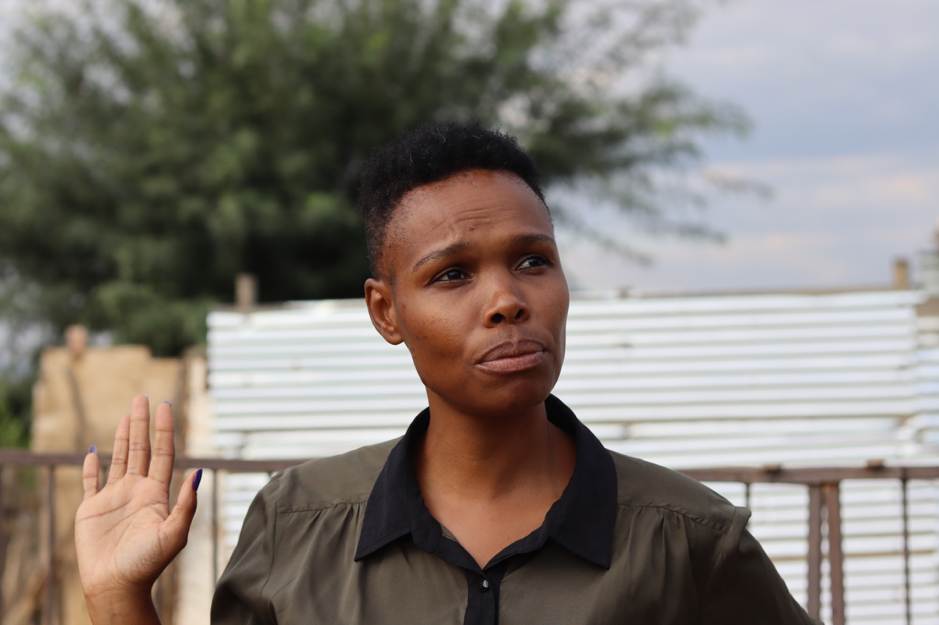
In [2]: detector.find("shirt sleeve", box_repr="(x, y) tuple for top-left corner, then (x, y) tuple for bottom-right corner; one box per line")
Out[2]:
(700, 506), (824, 625)
(211, 474), (282, 625)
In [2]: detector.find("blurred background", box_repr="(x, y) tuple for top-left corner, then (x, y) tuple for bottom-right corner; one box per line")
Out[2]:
(561, 0), (939, 292)
(0, 0), (935, 431)
(0, 0), (937, 623)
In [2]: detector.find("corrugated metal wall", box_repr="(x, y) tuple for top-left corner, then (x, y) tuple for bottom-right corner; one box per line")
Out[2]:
(207, 288), (939, 624)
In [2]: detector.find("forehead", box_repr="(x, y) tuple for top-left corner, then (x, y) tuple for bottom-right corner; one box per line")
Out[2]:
(382, 169), (553, 276)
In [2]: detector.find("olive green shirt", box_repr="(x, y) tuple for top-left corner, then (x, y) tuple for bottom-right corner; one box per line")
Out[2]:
(212, 395), (820, 624)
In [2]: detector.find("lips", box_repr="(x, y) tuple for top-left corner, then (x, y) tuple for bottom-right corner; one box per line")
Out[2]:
(477, 339), (547, 373)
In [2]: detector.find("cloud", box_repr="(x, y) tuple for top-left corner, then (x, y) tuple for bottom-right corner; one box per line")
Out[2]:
(710, 151), (939, 213)
(661, 0), (939, 160)
(561, 0), (939, 293)
(560, 150), (939, 291)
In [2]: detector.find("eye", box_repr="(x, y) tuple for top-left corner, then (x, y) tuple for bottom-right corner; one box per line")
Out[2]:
(434, 268), (469, 283)
(518, 255), (547, 270)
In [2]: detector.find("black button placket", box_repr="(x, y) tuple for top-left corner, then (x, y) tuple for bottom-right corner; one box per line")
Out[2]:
(354, 395), (618, 625)
(463, 564), (507, 625)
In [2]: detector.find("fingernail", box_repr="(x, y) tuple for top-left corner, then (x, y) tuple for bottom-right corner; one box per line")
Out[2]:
(193, 469), (203, 492)
(163, 400), (172, 406)
(88, 445), (97, 454)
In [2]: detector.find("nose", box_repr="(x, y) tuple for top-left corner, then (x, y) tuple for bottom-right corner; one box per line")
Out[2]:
(483, 277), (530, 326)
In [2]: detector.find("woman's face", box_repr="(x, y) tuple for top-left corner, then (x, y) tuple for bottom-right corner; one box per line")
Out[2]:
(365, 169), (570, 417)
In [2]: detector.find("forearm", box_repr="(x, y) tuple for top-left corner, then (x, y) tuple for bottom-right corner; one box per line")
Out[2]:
(85, 590), (161, 625)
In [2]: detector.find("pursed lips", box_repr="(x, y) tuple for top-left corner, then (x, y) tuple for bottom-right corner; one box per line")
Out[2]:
(476, 339), (547, 373)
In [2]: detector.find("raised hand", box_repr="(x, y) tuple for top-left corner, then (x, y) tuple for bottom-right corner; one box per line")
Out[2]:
(75, 396), (200, 624)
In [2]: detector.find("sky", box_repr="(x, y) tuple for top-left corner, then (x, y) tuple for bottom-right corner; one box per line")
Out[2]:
(0, 0), (936, 295)
(560, 0), (939, 293)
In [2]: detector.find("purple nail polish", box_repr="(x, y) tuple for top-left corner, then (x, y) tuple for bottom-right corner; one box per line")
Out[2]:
(88, 445), (97, 454)
(163, 400), (172, 406)
(193, 468), (204, 492)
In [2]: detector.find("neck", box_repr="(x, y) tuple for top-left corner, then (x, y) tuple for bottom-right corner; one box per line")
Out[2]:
(413, 393), (575, 502)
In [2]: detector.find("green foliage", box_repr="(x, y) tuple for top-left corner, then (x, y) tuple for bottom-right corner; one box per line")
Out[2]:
(0, 0), (747, 356)
(0, 374), (32, 448)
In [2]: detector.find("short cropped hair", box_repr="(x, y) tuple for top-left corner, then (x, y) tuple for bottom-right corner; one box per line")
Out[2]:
(356, 120), (547, 278)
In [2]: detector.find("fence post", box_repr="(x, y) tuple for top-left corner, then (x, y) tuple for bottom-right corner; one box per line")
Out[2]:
(901, 476), (911, 625)
(807, 485), (823, 618)
(824, 483), (845, 625)
(212, 469), (219, 583)
(0, 464), (5, 619)
(45, 467), (56, 625)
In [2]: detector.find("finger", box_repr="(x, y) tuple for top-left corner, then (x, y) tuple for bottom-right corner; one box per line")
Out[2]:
(82, 446), (99, 501)
(107, 414), (131, 483)
(149, 401), (176, 486)
(164, 469), (201, 552)
(127, 395), (151, 476)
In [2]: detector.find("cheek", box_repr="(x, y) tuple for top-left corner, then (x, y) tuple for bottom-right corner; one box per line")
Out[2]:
(544, 280), (570, 331)
(405, 321), (472, 395)
(543, 281), (570, 366)
(400, 306), (467, 368)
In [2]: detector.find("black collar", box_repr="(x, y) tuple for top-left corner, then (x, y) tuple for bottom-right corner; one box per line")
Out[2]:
(354, 394), (617, 570)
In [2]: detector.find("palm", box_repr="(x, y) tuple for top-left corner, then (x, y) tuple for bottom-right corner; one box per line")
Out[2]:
(75, 397), (199, 603)
(77, 476), (170, 593)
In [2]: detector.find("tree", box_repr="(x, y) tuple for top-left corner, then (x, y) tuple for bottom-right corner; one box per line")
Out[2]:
(0, 0), (748, 357)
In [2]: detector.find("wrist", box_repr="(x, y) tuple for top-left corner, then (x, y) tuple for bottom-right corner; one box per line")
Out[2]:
(85, 587), (161, 625)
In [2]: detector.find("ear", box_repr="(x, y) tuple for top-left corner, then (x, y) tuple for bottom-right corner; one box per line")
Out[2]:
(365, 278), (404, 345)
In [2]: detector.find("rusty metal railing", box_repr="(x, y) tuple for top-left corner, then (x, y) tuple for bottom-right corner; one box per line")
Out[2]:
(1, 450), (936, 625)
(683, 464), (939, 625)
(0, 449), (299, 625)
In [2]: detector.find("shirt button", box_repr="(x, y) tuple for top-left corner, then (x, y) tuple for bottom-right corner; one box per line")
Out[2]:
(479, 579), (490, 592)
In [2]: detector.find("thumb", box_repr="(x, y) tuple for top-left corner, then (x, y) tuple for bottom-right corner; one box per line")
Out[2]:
(164, 469), (202, 549)
(81, 446), (100, 502)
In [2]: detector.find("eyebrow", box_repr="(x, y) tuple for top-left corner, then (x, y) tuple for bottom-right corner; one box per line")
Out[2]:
(411, 233), (557, 273)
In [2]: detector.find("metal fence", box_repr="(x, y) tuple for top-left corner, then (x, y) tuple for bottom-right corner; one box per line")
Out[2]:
(0, 449), (299, 625)
(1, 449), (936, 625)
(206, 289), (939, 622)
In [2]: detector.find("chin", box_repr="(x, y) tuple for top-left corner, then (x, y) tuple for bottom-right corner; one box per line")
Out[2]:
(446, 375), (557, 417)
(498, 388), (553, 415)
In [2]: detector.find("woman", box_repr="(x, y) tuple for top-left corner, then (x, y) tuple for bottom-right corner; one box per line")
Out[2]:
(75, 121), (819, 624)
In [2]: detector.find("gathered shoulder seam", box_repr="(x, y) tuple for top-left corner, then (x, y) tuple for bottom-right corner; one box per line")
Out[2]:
(277, 498), (370, 513)
(616, 502), (733, 534)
